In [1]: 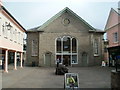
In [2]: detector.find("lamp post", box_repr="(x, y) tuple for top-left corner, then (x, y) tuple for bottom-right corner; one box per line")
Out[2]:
(6, 23), (12, 30)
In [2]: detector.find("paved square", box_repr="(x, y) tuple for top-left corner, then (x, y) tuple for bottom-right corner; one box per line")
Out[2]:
(1, 66), (113, 88)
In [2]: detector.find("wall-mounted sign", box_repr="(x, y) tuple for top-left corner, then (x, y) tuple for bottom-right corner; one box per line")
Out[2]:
(64, 73), (79, 89)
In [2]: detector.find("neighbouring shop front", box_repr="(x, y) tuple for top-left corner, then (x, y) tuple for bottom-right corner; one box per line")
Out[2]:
(108, 46), (120, 67)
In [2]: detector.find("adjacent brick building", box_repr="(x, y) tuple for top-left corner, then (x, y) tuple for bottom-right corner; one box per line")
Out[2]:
(26, 7), (104, 67)
(105, 8), (120, 66)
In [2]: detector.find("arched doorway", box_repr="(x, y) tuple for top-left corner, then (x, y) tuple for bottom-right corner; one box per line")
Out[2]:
(56, 36), (78, 66)
(44, 52), (52, 66)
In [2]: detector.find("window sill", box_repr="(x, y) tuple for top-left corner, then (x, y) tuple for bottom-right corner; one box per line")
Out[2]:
(4, 37), (8, 39)
(10, 39), (13, 41)
(55, 63), (78, 64)
(113, 41), (119, 44)
(31, 55), (38, 57)
(71, 63), (78, 64)
(94, 54), (99, 57)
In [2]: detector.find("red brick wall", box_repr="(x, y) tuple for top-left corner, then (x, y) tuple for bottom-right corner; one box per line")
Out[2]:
(107, 25), (119, 48)
(105, 9), (119, 29)
(118, 24), (120, 46)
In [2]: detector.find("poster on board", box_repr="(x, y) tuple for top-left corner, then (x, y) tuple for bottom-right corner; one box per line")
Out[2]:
(64, 73), (79, 89)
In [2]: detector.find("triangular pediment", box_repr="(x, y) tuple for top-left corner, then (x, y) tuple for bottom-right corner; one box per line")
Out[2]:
(105, 8), (120, 30)
(37, 7), (95, 31)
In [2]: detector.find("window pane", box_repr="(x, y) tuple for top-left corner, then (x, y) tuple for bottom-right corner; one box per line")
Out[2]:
(94, 39), (98, 54)
(56, 38), (61, 53)
(63, 55), (71, 66)
(63, 37), (71, 53)
(32, 40), (38, 56)
(113, 32), (118, 42)
(72, 38), (77, 53)
(72, 55), (77, 63)
(2, 24), (5, 35)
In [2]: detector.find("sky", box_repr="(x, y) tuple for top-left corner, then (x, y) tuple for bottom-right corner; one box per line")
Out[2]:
(2, 0), (119, 31)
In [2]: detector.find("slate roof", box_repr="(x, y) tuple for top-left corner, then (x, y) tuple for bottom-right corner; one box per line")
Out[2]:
(27, 26), (42, 32)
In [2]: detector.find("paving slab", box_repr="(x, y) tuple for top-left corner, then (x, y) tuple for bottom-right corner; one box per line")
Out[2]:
(1, 66), (114, 88)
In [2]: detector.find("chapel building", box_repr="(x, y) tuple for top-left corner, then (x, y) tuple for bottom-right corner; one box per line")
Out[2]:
(26, 7), (104, 67)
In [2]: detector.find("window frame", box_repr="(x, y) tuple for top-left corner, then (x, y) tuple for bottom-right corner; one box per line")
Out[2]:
(55, 36), (78, 65)
(94, 38), (99, 56)
(113, 32), (118, 43)
(31, 40), (38, 56)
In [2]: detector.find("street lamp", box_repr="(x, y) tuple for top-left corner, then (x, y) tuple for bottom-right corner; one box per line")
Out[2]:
(6, 23), (12, 30)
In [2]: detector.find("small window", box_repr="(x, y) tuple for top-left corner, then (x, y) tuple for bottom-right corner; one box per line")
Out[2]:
(4, 22), (8, 38)
(104, 47), (107, 53)
(14, 29), (17, 42)
(10, 28), (13, 40)
(31, 40), (38, 56)
(94, 39), (99, 55)
(113, 32), (118, 42)
(2, 24), (5, 35)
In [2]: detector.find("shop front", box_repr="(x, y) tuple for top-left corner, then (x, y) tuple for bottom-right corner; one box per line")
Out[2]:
(108, 46), (120, 67)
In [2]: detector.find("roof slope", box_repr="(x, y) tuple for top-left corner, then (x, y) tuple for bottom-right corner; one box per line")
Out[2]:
(113, 8), (120, 15)
(105, 8), (120, 31)
(1, 6), (26, 32)
(28, 7), (96, 32)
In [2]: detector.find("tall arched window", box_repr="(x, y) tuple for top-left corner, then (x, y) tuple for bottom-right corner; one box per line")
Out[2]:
(94, 39), (99, 55)
(63, 37), (71, 53)
(72, 38), (77, 53)
(56, 38), (61, 53)
(56, 36), (78, 65)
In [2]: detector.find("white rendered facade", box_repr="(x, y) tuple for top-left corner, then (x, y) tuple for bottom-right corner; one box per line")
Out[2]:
(0, 4), (26, 72)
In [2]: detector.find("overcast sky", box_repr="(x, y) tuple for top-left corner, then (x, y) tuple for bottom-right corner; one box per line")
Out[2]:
(2, 0), (119, 31)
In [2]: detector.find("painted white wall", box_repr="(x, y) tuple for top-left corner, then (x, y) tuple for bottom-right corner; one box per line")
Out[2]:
(0, 11), (24, 52)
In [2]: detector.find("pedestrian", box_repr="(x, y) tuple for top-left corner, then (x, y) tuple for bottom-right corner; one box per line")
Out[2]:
(2, 61), (4, 69)
(22, 59), (24, 66)
(56, 58), (60, 67)
(17, 58), (20, 66)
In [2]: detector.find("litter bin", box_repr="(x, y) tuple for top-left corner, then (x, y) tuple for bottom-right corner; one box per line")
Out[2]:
(32, 61), (35, 67)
